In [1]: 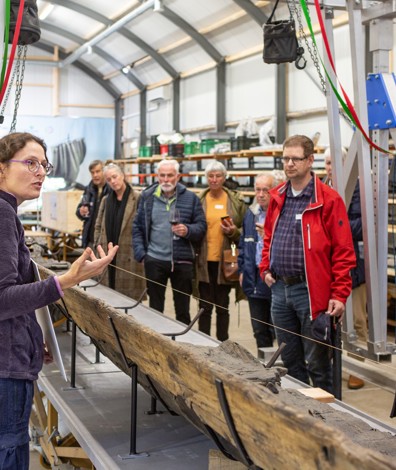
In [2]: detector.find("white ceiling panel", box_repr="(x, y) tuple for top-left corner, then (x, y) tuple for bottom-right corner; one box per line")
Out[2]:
(73, 0), (139, 19)
(97, 33), (145, 67)
(125, 11), (188, 51)
(51, 7), (104, 40)
(207, 16), (263, 56)
(110, 73), (137, 92)
(133, 61), (169, 85)
(79, 54), (112, 74)
(166, 0), (242, 30)
(163, 42), (216, 71)
(39, 31), (77, 51)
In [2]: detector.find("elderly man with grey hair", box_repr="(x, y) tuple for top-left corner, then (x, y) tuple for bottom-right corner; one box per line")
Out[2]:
(238, 172), (279, 352)
(133, 159), (206, 325)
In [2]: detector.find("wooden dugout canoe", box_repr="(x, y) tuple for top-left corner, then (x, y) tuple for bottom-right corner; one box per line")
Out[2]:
(40, 267), (396, 470)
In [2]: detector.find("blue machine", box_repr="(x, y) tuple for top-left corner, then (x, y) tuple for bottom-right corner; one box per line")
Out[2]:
(366, 73), (396, 130)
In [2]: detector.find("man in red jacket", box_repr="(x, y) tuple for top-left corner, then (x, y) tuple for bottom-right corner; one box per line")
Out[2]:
(259, 135), (355, 393)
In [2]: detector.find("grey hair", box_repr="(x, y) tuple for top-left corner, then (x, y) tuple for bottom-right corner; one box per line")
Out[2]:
(324, 146), (347, 162)
(254, 172), (276, 189)
(157, 159), (180, 174)
(204, 161), (227, 177)
(103, 162), (124, 176)
(271, 169), (286, 186)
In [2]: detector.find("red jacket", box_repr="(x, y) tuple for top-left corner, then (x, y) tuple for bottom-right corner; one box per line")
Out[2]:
(259, 174), (356, 320)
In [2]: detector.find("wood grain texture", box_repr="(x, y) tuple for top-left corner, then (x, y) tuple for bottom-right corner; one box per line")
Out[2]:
(40, 266), (396, 470)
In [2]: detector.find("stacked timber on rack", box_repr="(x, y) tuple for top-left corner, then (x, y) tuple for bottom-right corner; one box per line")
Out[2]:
(39, 266), (396, 470)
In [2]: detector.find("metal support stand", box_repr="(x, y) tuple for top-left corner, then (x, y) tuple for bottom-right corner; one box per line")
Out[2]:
(62, 321), (83, 391)
(390, 388), (396, 419)
(108, 316), (149, 460)
(163, 308), (204, 340)
(203, 424), (237, 462)
(390, 391), (396, 418)
(332, 321), (342, 400)
(264, 342), (286, 369)
(93, 347), (102, 364)
(144, 309), (204, 415)
(144, 374), (177, 416)
(114, 288), (148, 313)
(215, 378), (261, 470)
(146, 396), (161, 416)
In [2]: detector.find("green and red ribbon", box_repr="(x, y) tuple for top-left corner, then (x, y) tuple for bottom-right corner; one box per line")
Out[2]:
(299, 0), (393, 155)
(0, 0), (25, 106)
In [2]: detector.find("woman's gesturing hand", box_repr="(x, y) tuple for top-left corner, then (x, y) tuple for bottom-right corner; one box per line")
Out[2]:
(57, 243), (119, 290)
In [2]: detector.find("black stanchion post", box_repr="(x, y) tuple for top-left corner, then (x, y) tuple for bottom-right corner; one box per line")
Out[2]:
(130, 363), (138, 455)
(108, 316), (149, 460)
(332, 320), (342, 400)
(62, 320), (83, 391)
(70, 320), (77, 387)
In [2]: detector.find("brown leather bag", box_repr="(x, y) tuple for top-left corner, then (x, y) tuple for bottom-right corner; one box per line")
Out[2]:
(222, 242), (239, 282)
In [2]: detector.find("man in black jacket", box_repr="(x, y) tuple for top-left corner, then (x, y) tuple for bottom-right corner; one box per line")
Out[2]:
(133, 160), (206, 325)
(76, 160), (108, 247)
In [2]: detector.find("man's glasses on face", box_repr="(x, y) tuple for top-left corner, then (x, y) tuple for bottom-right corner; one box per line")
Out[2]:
(281, 156), (308, 164)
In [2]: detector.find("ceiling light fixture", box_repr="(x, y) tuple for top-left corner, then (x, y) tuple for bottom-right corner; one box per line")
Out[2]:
(122, 65), (131, 75)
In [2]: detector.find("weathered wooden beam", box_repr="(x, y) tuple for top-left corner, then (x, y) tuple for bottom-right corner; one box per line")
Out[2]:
(40, 267), (396, 469)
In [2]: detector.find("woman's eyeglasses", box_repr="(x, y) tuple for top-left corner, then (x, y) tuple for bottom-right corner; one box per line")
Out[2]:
(9, 159), (54, 175)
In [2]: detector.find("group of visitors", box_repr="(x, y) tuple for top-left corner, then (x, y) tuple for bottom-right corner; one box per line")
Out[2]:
(0, 130), (362, 469)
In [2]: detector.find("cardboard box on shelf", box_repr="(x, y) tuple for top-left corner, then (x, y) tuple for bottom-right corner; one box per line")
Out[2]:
(41, 190), (83, 233)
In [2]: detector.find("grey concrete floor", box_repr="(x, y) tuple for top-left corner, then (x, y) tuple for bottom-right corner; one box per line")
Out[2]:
(29, 284), (396, 468)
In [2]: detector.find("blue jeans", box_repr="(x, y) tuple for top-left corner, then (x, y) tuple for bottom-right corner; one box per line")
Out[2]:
(271, 281), (333, 393)
(0, 378), (33, 470)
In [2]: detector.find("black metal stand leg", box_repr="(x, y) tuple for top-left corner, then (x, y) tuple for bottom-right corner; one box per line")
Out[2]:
(215, 378), (261, 470)
(70, 321), (77, 387)
(130, 363), (138, 455)
(108, 316), (149, 460)
(62, 321), (83, 391)
(390, 387), (396, 418)
(203, 424), (236, 462)
(145, 396), (159, 415)
(264, 342), (286, 369)
(145, 375), (176, 416)
(163, 308), (205, 339)
(91, 346), (104, 364)
(332, 323), (342, 400)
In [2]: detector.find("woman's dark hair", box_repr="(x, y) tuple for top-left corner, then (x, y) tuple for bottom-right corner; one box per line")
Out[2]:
(0, 132), (48, 164)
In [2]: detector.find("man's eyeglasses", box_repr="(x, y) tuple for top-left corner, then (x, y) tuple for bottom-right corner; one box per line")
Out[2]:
(281, 156), (308, 164)
(9, 159), (54, 175)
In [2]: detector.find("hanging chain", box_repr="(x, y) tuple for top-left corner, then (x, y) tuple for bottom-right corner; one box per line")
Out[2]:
(287, 0), (327, 95)
(10, 45), (28, 133)
(288, 0), (355, 127)
(0, 58), (19, 124)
